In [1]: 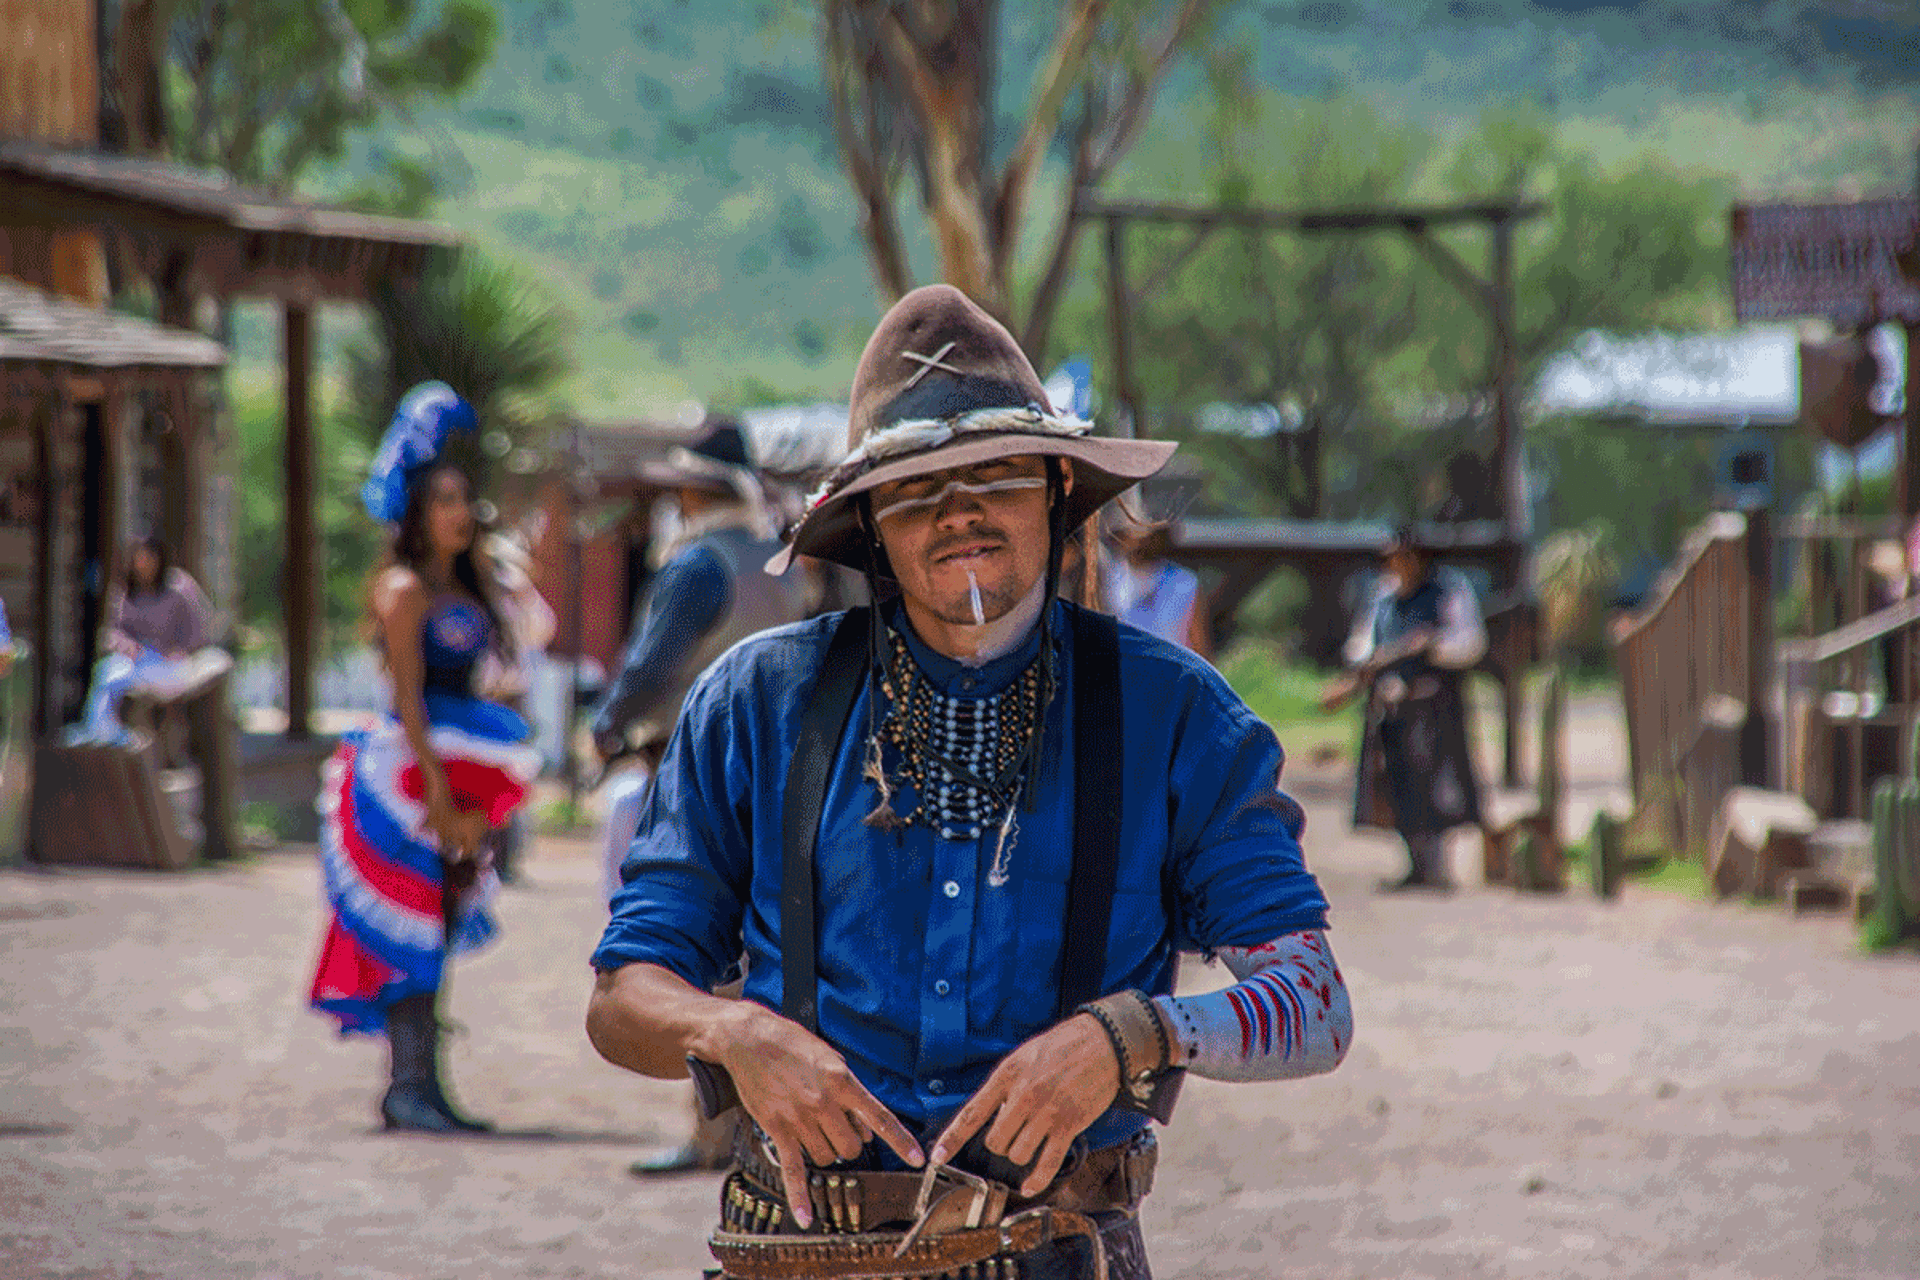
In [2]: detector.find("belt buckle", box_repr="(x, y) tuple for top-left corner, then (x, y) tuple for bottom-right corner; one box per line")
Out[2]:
(912, 1159), (994, 1225)
(893, 1160), (1007, 1259)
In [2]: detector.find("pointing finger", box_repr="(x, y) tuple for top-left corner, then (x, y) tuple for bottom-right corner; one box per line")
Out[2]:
(847, 1089), (924, 1168)
(930, 1078), (1005, 1166)
(771, 1129), (813, 1230)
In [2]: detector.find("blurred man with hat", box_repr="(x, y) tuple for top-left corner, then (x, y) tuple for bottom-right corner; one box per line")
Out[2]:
(586, 285), (1350, 1279)
(589, 416), (808, 776)
(1331, 528), (1487, 893)
(589, 415), (812, 1174)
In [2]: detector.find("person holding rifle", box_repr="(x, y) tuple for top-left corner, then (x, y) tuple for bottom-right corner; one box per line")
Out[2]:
(1326, 528), (1487, 894)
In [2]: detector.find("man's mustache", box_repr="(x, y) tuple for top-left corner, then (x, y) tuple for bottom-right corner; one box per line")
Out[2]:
(926, 528), (1008, 561)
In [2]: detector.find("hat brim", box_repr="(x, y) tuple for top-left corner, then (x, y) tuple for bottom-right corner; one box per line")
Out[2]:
(766, 432), (1177, 575)
(635, 458), (739, 494)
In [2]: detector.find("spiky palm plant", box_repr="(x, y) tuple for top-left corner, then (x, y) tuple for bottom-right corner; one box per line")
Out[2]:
(350, 249), (575, 476)
(1525, 523), (1619, 889)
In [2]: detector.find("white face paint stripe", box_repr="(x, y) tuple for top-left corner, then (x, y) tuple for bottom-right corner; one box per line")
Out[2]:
(870, 475), (1046, 523)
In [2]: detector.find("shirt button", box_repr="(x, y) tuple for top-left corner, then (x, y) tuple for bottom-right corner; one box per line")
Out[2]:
(927, 1079), (945, 1095)
(961, 677), (976, 690)
(942, 880), (960, 898)
(934, 979), (951, 996)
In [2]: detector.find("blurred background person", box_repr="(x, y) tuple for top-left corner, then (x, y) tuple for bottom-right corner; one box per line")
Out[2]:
(66, 535), (230, 747)
(1327, 529), (1485, 893)
(588, 417), (812, 1176)
(475, 525), (557, 884)
(307, 383), (542, 1133)
(1102, 506), (1210, 659)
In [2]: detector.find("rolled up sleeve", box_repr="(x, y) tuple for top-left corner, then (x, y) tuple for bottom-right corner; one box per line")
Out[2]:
(591, 661), (752, 990)
(1165, 672), (1330, 952)
(1428, 575), (1487, 669)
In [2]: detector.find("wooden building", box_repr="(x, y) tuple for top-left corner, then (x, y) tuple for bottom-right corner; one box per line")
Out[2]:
(0, 277), (226, 864)
(0, 0), (457, 863)
(503, 419), (702, 676)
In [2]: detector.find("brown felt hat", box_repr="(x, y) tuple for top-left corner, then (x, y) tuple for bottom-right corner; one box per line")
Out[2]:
(768, 284), (1175, 574)
(635, 419), (758, 495)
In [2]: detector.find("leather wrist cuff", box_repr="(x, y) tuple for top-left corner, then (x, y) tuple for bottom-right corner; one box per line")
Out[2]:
(1075, 990), (1183, 1123)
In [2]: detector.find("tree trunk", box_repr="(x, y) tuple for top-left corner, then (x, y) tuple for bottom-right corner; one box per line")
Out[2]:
(874, 4), (1000, 311)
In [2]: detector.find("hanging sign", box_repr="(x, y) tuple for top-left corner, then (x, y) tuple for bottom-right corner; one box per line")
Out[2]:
(1729, 199), (1920, 325)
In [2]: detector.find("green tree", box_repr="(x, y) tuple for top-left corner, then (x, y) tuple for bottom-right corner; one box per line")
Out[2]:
(819, 0), (1229, 354)
(113, 0), (498, 191)
(232, 384), (387, 653)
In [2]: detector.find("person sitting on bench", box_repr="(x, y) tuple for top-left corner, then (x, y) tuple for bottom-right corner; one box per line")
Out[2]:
(66, 536), (230, 747)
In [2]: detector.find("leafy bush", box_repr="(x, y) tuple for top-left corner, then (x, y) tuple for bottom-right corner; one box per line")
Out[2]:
(1216, 639), (1360, 761)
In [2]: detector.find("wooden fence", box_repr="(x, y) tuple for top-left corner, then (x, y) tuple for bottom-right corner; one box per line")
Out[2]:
(1779, 594), (1920, 819)
(1611, 512), (1767, 858)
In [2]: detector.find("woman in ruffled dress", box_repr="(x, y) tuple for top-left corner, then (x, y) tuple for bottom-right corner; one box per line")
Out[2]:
(307, 382), (542, 1132)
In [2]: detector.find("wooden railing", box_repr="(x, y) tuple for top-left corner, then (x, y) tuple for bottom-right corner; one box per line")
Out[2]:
(1779, 514), (1905, 641)
(1611, 512), (1765, 858)
(1779, 594), (1920, 820)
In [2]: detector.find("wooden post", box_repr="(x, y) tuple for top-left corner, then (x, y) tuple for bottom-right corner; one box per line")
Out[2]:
(1102, 216), (1142, 440)
(282, 302), (316, 740)
(1741, 507), (1775, 788)
(563, 418), (585, 811)
(1490, 217), (1524, 786)
(1904, 139), (1920, 522)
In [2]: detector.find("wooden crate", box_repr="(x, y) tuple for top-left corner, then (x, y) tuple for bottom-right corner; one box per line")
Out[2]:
(29, 740), (196, 870)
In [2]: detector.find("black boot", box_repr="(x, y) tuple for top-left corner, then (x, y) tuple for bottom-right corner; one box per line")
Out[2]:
(1414, 833), (1456, 892)
(381, 993), (492, 1134)
(1377, 835), (1452, 894)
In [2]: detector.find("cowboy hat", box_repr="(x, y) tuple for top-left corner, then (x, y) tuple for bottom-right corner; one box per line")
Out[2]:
(767, 284), (1174, 575)
(637, 418), (758, 495)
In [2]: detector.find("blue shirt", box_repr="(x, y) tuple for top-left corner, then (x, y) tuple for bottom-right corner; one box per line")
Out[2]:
(1105, 559), (1201, 650)
(590, 545), (731, 742)
(592, 600), (1330, 1151)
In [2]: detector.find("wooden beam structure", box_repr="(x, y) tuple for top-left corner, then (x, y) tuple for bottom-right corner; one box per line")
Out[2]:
(0, 142), (457, 751)
(1076, 192), (1549, 784)
(282, 303), (316, 740)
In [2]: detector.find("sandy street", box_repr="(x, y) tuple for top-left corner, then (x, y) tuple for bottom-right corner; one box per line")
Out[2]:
(3, 695), (1918, 1280)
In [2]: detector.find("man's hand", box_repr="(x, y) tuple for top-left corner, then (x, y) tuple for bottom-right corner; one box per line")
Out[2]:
(592, 726), (626, 763)
(709, 1003), (924, 1227)
(929, 1015), (1120, 1198)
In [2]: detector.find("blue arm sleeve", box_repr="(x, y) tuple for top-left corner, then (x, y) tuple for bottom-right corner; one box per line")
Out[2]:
(590, 653), (756, 989)
(590, 546), (731, 741)
(1165, 667), (1330, 951)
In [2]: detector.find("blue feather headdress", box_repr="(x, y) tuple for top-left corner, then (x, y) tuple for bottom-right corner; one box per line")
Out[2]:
(361, 382), (479, 524)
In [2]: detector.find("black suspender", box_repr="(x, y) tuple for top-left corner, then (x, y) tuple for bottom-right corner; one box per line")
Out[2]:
(778, 604), (1126, 1035)
(779, 607), (871, 1034)
(1057, 606), (1123, 1020)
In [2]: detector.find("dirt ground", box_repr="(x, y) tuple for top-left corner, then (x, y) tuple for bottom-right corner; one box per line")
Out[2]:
(3, 694), (1918, 1280)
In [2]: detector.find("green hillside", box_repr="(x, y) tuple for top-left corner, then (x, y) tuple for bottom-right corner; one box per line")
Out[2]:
(275, 0), (1920, 418)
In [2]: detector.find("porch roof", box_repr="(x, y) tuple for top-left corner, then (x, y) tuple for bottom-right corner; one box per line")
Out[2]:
(0, 275), (225, 370)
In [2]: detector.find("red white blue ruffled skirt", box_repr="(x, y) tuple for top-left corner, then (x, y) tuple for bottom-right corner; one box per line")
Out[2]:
(308, 692), (540, 1034)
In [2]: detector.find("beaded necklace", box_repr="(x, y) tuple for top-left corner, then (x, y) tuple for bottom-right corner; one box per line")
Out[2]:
(861, 627), (1045, 887)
